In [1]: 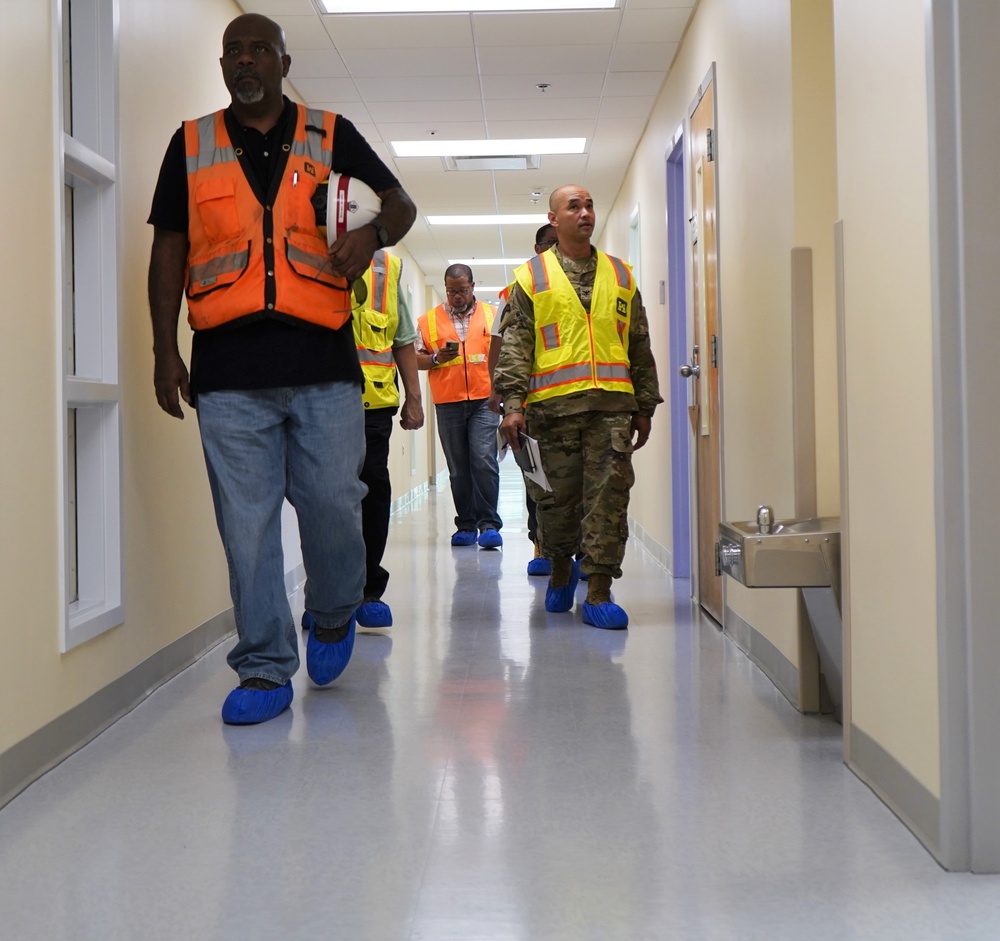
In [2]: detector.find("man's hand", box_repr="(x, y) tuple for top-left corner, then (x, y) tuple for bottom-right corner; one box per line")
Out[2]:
(500, 412), (526, 450)
(154, 350), (192, 419)
(435, 344), (460, 364)
(631, 414), (651, 450)
(326, 225), (379, 281)
(400, 396), (424, 431)
(487, 392), (503, 414)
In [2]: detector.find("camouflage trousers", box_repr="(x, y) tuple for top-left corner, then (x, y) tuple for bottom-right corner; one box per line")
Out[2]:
(524, 410), (635, 578)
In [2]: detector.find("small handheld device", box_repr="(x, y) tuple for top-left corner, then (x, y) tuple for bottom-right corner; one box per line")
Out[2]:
(445, 340), (460, 352)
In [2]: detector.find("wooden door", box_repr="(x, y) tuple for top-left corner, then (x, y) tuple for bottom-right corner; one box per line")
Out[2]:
(685, 78), (723, 623)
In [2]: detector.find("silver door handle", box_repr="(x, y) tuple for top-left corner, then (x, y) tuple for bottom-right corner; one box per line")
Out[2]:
(679, 363), (700, 378)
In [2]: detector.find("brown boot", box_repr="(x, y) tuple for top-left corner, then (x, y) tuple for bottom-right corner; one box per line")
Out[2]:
(586, 573), (614, 605)
(549, 557), (574, 588)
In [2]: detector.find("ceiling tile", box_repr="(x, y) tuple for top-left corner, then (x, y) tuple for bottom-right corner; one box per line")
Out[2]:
(481, 72), (607, 100)
(288, 48), (350, 78)
(598, 95), (657, 119)
(357, 75), (482, 102)
(287, 76), (361, 102)
(341, 47), (478, 79)
(477, 43), (612, 77)
(610, 41), (679, 72)
(483, 118), (596, 139)
(472, 9), (622, 47)
(322, 12), (473, 48)
(604, 70), (667, 96)
(367, 98), (485, 123)
(617, 7), (695, 44)
(240, 0), (318, 15)
(279, 15), (344, 50)
(484, 96), (599, 123)
(375, 121), (489, 141)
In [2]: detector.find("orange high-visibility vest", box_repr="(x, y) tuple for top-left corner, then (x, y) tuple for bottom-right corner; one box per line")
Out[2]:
(183, 104), (352, 331)
(418, 301), (496, 403)
(513, 250), (636, 404)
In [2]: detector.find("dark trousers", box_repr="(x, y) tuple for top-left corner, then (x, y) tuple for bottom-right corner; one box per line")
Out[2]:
(361, 407), (394, 600)
(526, 492), (539, 543)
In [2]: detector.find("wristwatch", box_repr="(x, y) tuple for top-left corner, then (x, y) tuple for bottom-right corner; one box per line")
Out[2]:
(367, 221), (390, 248)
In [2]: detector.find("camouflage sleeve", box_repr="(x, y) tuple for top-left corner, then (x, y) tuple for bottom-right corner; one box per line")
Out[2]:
(629, 290), (663, 416)
(492, 283), (536, 414)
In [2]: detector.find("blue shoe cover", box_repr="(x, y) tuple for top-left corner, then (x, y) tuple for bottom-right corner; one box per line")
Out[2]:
(303, 611), (356, 686)
(477, 528), (503, 549)
(545, 561), (580, 613)
(526, 557), (551, 577)
(451, 530), (477, 547)
(356, 600), (393, 628)
(221, 681), (293, 725)
(582, 601), (629, 630)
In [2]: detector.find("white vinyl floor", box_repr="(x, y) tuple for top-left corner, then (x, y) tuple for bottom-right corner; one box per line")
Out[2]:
(2, 462), (1000, 940)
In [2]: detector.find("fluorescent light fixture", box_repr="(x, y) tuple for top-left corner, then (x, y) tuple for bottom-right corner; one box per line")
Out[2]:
(427, 214), (548, 226)
(392, 138), (585, 158)
(449, 258), (529, 266)
(321, 1), (617, 13)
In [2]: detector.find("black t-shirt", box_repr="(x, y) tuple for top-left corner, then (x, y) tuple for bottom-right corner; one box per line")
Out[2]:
(148, 98), (402, 397)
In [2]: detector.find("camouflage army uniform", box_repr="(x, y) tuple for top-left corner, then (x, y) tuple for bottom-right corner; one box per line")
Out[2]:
(493, 246), (662, 578)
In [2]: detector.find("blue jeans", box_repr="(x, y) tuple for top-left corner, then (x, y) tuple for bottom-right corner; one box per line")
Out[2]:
(435, 398), (502, 533)
(197, 382), (367, 685)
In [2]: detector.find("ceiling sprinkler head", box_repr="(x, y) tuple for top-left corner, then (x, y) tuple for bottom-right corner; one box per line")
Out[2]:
(536, 83), (550, 92)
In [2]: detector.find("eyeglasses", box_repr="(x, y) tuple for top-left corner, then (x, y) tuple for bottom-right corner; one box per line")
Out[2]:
(537, 239), (558, 248)
(446, 287), (473, 296)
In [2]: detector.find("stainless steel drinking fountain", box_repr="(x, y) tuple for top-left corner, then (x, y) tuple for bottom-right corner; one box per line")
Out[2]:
(719, 509), (843, 719)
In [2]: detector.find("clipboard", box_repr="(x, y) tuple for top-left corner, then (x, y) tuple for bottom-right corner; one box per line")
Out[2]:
(497, 429), (552, 491)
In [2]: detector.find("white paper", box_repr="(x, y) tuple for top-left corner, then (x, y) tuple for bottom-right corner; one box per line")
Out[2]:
(496, 429), (552, 491)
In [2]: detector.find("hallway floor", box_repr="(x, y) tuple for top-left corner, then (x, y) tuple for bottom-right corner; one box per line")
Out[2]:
(2, 464), (999, 940)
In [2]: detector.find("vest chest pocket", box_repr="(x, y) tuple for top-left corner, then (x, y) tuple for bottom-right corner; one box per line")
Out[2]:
(360, 309), (390, 348)
(194, 177), (241, 243)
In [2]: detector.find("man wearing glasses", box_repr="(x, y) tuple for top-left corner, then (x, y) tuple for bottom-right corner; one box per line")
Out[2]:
(417, 265), (503, 548)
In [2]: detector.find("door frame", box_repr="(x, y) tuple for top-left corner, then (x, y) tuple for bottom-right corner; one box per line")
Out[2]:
(666, 129), (691, 580)
(928, 0), (1000, 873)
(684, 64), (726, 616)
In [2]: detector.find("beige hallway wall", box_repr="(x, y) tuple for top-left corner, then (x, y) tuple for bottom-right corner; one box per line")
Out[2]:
(833, 0), (939, 795)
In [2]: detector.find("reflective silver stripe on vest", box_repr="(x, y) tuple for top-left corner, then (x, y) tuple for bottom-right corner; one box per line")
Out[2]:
(290, 108), (334, 168)
(189, 249), (250, 287)
(607, 254), (630, 288)
(595, 363), (632, 382)
(359, 349), (394, 366)
(540, 323), (559, 350)
(527, 254), (549, 293)
(528, 362), (592, 393)
(186, 115), (238, 173)
(371, 250), (387, 313)
(287, 241), (332, 275)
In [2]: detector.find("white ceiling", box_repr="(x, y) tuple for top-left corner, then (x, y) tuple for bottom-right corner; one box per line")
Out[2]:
(238, 0), (696, 297)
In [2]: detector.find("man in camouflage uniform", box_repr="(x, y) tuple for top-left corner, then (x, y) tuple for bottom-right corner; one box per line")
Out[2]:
(494, 184), (662, 629)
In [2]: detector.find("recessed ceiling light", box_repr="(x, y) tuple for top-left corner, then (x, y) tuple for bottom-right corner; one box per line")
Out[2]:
(320, 1), (618, 12)
(391, 138), (585, 158)
(427, 214), (548, 225)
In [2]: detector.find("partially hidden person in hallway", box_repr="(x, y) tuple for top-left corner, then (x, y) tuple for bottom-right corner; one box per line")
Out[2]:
(353, 250), (424, 630)
(493, 184), (662, 629)
(417, 265), (503, 550)
(145, 13), (417, 724)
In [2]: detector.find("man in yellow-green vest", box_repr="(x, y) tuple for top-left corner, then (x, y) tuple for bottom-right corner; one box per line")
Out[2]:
(353, 249), (424, 629)
(494, 185), (662, 630)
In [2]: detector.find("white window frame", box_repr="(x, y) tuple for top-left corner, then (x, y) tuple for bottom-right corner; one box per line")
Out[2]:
(56, 0), (124, 651)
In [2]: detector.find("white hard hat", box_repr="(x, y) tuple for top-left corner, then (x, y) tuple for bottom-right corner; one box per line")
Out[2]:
(325, 173), (381, 245)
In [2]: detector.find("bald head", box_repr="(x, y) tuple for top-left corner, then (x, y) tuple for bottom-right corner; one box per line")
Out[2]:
(223, 14), (286, 54)
(547, 185), (595, 258)
(220, 14), (290, 115)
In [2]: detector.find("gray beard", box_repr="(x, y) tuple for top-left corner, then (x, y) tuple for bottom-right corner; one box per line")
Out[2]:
(234, 83), (264, 105)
